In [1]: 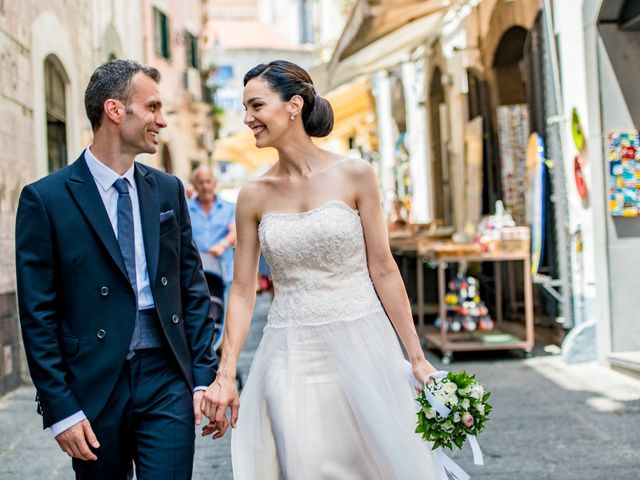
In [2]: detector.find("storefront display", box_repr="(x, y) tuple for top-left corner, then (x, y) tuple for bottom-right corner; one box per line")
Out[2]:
(526, 133), (546, 275)
(434, 273), (494, 333)
(497, 104), (530, 225)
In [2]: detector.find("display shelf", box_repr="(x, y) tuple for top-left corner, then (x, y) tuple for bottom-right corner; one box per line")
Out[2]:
(423, 243), (534, 364)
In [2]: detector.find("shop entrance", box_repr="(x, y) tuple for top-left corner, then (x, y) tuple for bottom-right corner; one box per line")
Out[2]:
(487, 18), (563, 332)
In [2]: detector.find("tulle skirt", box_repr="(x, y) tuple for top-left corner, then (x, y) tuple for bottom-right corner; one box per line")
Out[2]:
(231, 310), (438, 479)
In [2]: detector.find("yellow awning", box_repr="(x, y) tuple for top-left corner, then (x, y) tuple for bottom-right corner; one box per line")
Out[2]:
(212, 131), (277, 173)
(214, 80), (375, 170)
(325, 77), (376, 140)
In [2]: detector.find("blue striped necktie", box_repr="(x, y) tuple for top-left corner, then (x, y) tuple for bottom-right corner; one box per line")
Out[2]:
(113, 178), (138, 296)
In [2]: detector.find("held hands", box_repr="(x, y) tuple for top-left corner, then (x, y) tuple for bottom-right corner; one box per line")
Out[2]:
(193, 390), (205, 425)
(55, 419), (100, 461)
(200, 374), (240, 440)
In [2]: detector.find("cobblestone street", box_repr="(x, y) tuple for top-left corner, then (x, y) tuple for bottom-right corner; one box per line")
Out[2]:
(1, 293), (640, 479)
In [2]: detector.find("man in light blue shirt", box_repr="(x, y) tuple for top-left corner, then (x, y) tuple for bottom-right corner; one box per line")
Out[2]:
(188, 166), (236, 305)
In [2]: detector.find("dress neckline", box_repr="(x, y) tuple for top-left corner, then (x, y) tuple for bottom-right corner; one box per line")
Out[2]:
(259, 200), (358, 227)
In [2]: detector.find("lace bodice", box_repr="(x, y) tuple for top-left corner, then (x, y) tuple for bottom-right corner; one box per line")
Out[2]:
(258, 201), (384, 327)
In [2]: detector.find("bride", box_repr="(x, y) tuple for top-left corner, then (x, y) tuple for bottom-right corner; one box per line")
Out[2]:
(201, 60), (439, 479)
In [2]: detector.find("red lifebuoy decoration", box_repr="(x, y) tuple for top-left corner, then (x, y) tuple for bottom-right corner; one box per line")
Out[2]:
(574, 154), (588, 199)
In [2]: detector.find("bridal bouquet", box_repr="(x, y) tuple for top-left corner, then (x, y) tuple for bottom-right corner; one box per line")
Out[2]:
(415, 370), (491, 450)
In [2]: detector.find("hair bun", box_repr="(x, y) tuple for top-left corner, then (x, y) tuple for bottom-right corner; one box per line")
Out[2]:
(303, 96), (333, 137)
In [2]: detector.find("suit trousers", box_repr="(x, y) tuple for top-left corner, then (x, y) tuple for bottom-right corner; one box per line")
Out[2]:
(72, 347), (195, 480)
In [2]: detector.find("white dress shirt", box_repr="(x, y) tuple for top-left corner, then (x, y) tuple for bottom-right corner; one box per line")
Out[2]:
(51, 149), (204, 438)
(84, 147), (154, 309)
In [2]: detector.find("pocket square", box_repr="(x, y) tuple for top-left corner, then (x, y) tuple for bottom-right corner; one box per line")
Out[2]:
(160, 210), (175, 223)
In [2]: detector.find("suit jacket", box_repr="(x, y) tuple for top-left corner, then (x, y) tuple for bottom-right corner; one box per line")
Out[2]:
(15, 153), (218, 428)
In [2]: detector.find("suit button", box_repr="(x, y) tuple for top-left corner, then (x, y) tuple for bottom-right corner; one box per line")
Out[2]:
(161, 277), (168, 286)
(100, 286), (109, 296)
(96, 329), (106, 339)
(172, 314), (179, 324)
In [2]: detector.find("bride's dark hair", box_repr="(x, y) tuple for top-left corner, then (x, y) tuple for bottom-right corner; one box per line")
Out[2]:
(244, 60), (334, 137)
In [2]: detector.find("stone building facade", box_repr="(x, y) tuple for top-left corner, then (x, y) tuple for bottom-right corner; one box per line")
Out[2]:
(0, 0), (100, 395)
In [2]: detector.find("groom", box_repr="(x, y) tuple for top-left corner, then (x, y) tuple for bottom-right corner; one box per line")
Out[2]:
(15, 60), (217, 479)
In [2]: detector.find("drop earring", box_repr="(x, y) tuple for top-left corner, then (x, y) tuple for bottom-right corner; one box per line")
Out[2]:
(290, 115), (295, 121)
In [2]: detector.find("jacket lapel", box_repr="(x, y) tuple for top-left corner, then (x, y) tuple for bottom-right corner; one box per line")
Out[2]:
(66, 153), (128, 281)
(135, 163), (159, 285)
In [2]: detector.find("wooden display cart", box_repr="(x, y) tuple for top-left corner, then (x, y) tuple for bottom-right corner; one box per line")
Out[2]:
(423, 242), (534, 364)
(388, 235), (434, 335)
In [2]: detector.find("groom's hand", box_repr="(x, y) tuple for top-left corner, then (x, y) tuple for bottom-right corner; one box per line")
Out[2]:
(201, 375), (240, 439)
(55, 419), (100, 461)
(193, 390), (204, 425)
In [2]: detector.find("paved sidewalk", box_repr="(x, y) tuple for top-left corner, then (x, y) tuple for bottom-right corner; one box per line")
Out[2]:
(445, 352), (640, 479)
(2, 295), (639, 479)
(0, 294), (270, 480)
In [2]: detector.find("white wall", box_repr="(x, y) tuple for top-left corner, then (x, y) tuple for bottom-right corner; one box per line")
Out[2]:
(582, 0), (640, 354)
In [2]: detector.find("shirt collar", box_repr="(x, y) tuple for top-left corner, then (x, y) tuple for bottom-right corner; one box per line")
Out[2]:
(190, 195), (223, 214)
(84, 147), (136, 192)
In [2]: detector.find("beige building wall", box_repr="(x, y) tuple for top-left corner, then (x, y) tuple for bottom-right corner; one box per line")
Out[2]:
(0, 0), (147, 394)
(140, 0), (213, 182)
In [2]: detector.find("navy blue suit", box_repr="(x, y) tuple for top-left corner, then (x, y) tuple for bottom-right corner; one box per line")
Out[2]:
(15, 153), (217, 478)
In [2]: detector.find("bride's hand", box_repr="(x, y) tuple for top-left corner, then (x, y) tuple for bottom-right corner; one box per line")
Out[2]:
(201, 374), (240, 439)
(412, 357), (437, 390)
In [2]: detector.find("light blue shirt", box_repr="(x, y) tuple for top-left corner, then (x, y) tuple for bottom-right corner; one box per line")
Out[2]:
(188, 196), (236, 284)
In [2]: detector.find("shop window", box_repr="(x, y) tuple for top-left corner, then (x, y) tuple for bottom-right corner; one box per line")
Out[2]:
(185, 31), (199, 69)
(154, 8), (171, 60)
(44, 55), (68, 173)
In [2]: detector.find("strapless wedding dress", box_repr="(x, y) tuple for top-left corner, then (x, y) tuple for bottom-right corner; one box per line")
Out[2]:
(231, 201), (437, 479)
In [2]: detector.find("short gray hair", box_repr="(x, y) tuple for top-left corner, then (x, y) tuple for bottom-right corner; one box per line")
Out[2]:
(84, 59), (161, 131)
(190, 165), (215, 184)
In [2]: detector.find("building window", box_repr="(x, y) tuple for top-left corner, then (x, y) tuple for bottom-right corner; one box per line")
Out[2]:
(44, 55), (68, 173)
(185, 31), (198, 68)
(154, 8), (171, 59)
(299, 0), (313, 44)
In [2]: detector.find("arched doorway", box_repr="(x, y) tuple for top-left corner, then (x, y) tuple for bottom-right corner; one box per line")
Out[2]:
(490, 26), (530, 227)
(44, 55), (69, 173)
(429, 66), (452, 226)
(492, 26), (528, 106)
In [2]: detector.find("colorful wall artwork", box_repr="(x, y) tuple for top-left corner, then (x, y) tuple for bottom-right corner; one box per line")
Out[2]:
(497, 104), (530, 225)
(608, 131), (640, 217)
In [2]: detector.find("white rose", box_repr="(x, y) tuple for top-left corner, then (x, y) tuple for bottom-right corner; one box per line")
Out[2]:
(461, 399), (470, 409)
(469, 390), (481, 400)
(453, 412), (461, 423)
(474, 403), (485, 415)
(435, 391), (448, 404)
(423, 407), (436, 419)
(444, 382), (458, 394)
(473, 385), (484, 397)
(447, 395), (459, 406)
